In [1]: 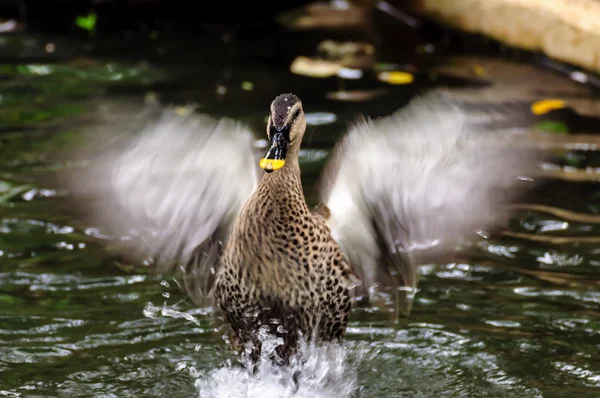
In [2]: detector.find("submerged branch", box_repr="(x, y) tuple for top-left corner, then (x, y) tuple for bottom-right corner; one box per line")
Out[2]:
(501, 231), (600, 244)
(507, 203), (600, 224)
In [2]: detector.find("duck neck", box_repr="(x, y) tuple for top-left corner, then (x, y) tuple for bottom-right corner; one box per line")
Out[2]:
(253, 146), (306, 219)
(283, 143), (301, 174)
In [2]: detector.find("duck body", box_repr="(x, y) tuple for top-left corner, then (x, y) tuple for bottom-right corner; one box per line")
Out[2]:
(65, 90), (543, 366)
(214, 140), (354, 363)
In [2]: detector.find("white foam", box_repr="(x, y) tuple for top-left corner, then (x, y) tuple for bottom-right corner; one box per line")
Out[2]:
(194, 335), (361, 398)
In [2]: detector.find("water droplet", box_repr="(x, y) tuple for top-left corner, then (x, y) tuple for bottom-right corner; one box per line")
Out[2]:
(475, 229), (491, 239)
(514, 175), (535, 182)
(142, 302), (159, 318)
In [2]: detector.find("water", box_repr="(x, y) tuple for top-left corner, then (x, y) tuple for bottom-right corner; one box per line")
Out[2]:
(0, 16), (599, 398)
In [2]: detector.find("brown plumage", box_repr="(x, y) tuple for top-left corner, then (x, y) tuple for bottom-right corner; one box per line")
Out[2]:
(214, 96), (355, 362)
(63, 90), (542, 366)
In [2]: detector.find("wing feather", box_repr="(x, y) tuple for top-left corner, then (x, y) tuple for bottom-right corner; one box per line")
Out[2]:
(62, 101), (260, 303)
(319, 90), (542, 314)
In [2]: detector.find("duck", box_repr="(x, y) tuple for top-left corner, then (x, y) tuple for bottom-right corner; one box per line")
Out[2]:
(213, 94), (356, 363)
(63, 90), (540, 364)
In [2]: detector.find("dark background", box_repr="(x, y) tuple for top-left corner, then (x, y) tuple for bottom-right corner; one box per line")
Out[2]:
(0, 0), (313, 34)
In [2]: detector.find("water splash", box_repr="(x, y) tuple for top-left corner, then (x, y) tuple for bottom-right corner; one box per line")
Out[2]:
(143, 295), (361, 397)
(194, 332), (360, 398)
(143, 301), (201, 327)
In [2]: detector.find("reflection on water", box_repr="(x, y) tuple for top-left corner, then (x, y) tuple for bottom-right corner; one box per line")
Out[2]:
(0, 16), (599, 398)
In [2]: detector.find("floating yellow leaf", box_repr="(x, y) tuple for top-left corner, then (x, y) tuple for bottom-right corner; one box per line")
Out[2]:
(531, 99), (566, 115)
(377, 71), (414, 85)
(473, 64), (485, 77)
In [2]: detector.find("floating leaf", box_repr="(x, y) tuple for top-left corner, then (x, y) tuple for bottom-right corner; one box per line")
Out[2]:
(532, 120), (569, 135)
(377, 71), (414, 85)
(325, 89), (385, 101)
(241, 81), (254, 91)
(473, 64), (485, 77)
(290, 56), (341, 78)
(75, 12), (97, 33)
(531, 99), (565, 115)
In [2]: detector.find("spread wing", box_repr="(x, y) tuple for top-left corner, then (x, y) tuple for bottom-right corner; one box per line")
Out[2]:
(62, 102), (260, 304)
(319, 90), (541, 315)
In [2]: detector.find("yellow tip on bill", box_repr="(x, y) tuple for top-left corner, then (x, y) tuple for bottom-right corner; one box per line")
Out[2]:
(259, 158), (285, 171)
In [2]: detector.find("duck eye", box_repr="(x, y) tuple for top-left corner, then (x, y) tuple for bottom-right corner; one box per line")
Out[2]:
(293, 109), (301, 120)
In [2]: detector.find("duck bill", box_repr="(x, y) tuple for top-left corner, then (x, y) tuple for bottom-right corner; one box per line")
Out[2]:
(260, 125), (290, 173)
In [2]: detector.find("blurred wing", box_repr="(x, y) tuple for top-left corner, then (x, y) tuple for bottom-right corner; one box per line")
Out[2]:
(319, 90), (541, 314)
(64, 103), (260, 304)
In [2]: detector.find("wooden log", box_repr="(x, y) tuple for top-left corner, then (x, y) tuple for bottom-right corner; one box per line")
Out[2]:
(409, 0), (600, 74)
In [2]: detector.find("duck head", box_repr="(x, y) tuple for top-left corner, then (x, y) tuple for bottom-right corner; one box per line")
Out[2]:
(259, 93), (306, 173)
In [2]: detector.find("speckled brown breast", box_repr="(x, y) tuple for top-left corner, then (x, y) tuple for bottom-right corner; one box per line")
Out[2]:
(213, 165), (355, 363)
